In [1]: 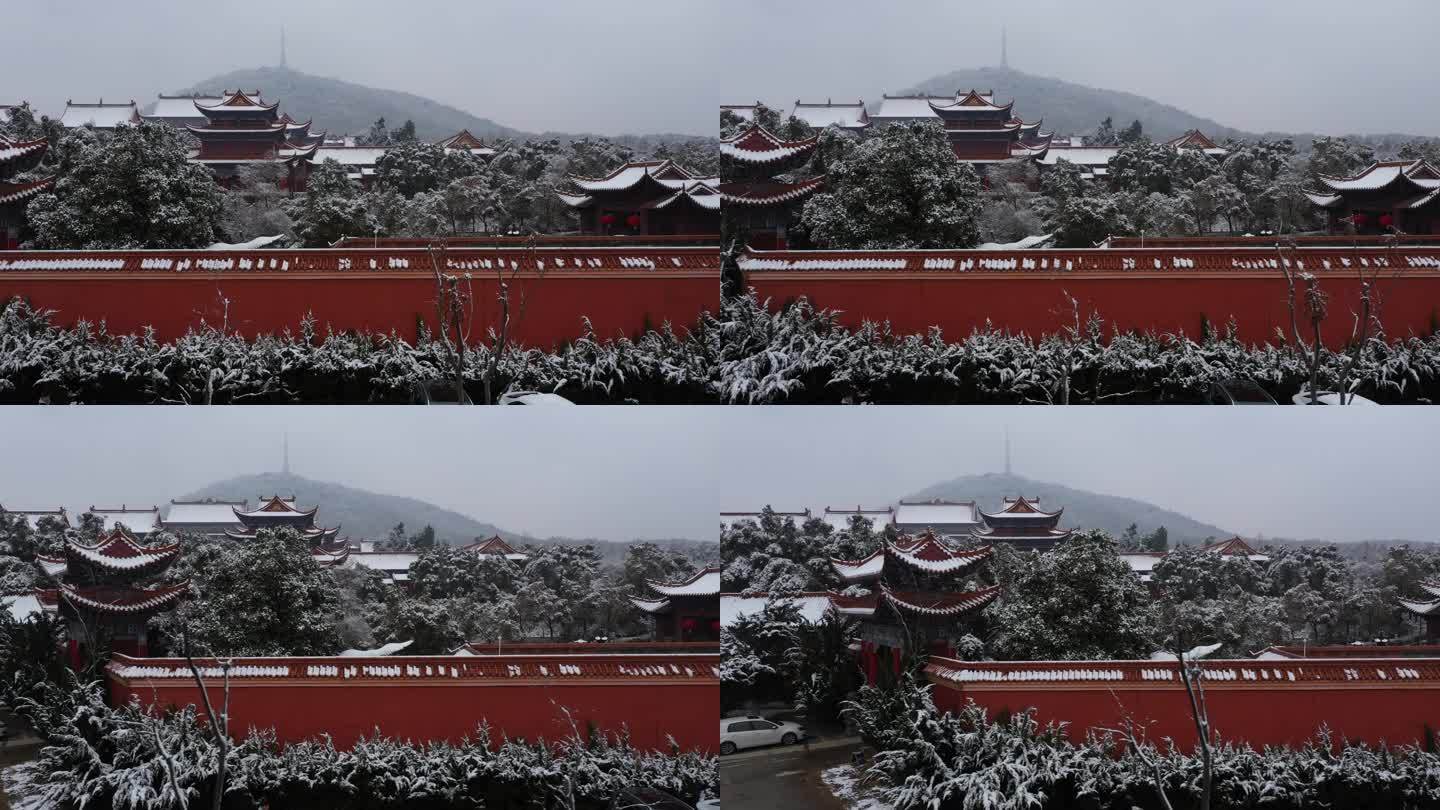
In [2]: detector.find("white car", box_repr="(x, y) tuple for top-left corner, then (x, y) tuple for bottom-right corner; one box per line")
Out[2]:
(497, 390), (574, 406)
(720, 716), (805, 754)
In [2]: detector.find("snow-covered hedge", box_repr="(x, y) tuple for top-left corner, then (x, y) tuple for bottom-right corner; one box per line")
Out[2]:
(846, 675), (1440, 810)
(0, 297), (718, 404)
(8, 293), (1440, 403)
(18, 677), (717, 809)
(719, 292), (1440, 404)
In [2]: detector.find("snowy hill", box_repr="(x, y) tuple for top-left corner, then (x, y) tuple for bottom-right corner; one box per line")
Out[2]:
(897, 66), (1240, 141)
(179, 472), (715, 563)
(906, 472), (1229, 544)
(165, 66), (524, 142)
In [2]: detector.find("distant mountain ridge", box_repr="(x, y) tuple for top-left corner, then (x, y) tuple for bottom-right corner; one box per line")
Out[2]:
(899, 66), (1436, 145)
(178, 472), (714, 564)
(166, 66), (524, 142)
(906, 472), (1230, 544)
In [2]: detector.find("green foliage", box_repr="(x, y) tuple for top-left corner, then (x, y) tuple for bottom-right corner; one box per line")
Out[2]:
(25, 121), (224, 249)
(801, 121), (983, 249)
(990, 530), (1158, 660)
(287, 158), (367, 246)
(152, 527), (343, 656)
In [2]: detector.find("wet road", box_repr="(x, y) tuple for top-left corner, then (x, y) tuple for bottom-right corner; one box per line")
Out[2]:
(719, 742), (857, 810)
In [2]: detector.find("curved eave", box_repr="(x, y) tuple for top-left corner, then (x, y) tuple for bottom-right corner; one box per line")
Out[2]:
(1420, 581), (1440, 599)
(0, 177), (55, 207)
(61, 582), (191, 615)
(1399, 597), (1440, 616)
(557, 192), (593, 208)
(1305, 191), (1344, 208)
(720, 177), (825, 206)
(882, 584), (1001, 617)
(629, 596), (672, 614)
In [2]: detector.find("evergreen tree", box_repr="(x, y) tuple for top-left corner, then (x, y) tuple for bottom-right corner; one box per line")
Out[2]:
(25, 121), (223, 249)
(801, 121), (983, 249)
(287, 159), (367, 246)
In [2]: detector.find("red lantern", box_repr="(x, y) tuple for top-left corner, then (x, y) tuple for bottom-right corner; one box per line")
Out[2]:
(599, 213), (615, 227)
(1379, 213), (1394, 229)
(626, 213), (642, 229)
(1351, 212), (1368, 227)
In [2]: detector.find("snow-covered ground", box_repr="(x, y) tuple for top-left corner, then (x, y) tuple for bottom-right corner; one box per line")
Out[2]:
(1, 761), (54, 810)
(822, 764), (894, 810)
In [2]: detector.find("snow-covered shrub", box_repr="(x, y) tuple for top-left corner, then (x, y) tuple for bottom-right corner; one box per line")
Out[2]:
(844, 674), (1440, 810)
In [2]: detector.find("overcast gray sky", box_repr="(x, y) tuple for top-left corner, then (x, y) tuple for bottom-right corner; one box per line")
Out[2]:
(3, 0), (725, 136)
(722, 0), (1440, 136)
(0, 408), (1435, 544)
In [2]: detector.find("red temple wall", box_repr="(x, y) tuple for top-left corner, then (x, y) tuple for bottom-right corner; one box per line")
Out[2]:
(926, 657), (1440, 750)
(0, 249), (718, 348)
(108, 654), (718, 753)
(747, 268), (1440, 349)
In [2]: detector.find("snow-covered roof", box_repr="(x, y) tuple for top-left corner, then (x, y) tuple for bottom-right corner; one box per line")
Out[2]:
(832, 536), (991, 582)
(146, 94), (229, 120)
(720, 126), (818, 164)
(930, 90), (1012, 115)
(821, 506), (894, 533)
(347, 552), (419, 576)
(0, 136), (49, 166)
(791, 101), (868, 129)
(720, 510), (810, 529)
(893, 499), (978, 528)
(59, 101), (139, 129)
(647, 567), (720, 597)
(0, 507), (69, 530)
(720, 104), (757, 122)
(66, 529), (180, 572)
(3, 594), (43, 622)
(871, 94), (981, 121)
(90, 506), (160, 535)
(1317, 160), (1440, 193)
(164, 499), (246, 527)
(720, 592), (832, 627)
(1038, 147), (1121, 168)
(569, 160), (699, 193)
(313, 146), (389, 166)
(1120, 552), (1166, 580)
(1398, 597), (1440, 616)
(1149, 642), (1223, 661)
(339, 639), (413, 657)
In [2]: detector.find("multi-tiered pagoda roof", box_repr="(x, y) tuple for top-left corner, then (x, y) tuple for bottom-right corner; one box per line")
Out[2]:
(720, 124), (825, 247)
(970, 496), (1072, 550)
(34, 524), (189, 660)
(830, 533), (992, 584)
(36, 526), (181, 582)
(187, 90), (319, 187)
(0, 133), (54, 249)
(226, 495), (339, 540)
(828, 584), (1002, 620)
(927, 89), (1053, 163)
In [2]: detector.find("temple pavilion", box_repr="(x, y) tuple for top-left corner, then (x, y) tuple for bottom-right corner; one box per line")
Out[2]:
(0, 131), (52, 249)
(969, 496), (1072, 552)
(558, 159), (720, 236)
(35, 526), (189, 661)
(1399, 579), (1440, 642)
(1306, 159), (1440, 235)
(224, 495), (348, 564)
(720, 124), (825, 249)
(828, 532), (999, 679)
(187, 90), (319, 189)
(926, 89), (1052, 165)
(629, 567), (721, 641)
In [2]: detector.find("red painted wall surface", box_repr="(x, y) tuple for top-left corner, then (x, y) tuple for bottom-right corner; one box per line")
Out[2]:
(744, 246), (1440, 348)
(0, 248), (718, 349)
(926, 657), (1440, 750)
(108, 653), (719, 753)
